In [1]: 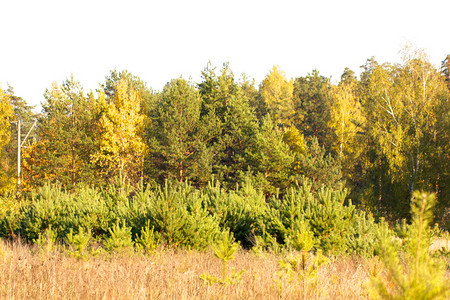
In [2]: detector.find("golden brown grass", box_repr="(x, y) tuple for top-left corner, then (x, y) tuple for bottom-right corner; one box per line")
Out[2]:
(0, 239), (384, 299)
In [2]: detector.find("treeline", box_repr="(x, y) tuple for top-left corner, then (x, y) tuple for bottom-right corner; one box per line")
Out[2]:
(0, 48), (449, 226)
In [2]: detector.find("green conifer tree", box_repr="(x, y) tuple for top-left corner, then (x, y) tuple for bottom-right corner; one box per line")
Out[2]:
(149, 78), (218, 184)
(293, 70), (332, 150)
(370, 191), (449, 299)
(24, 77), (99, 189)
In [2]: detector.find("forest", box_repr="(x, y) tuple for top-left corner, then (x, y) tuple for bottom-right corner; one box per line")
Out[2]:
(0, 47), (449, 298)
(1, 47), (449, 224)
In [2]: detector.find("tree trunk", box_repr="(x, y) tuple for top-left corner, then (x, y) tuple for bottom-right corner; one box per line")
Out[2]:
(179, 161), (183, 182)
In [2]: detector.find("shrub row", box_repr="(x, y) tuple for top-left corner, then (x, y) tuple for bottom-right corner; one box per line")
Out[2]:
(0, 177), (387, 255)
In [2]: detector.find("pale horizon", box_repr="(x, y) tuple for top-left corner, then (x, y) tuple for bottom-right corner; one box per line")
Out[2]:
(1, 0), (449, 111)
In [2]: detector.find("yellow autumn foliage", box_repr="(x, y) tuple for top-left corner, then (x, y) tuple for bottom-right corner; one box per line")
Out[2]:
(260, 66), (294, 125)
(0, 88), (13, 156)
(328, 81), (364, 161)
(92, 78), (147, 183)
(0, 88), (14, 193)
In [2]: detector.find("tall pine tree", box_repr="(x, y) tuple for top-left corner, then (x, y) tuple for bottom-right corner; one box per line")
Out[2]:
(197, 63), (260, 187)
(293, 70), (332, 151)
(149, 78), (218, 184)
(23, 77), (99, 189)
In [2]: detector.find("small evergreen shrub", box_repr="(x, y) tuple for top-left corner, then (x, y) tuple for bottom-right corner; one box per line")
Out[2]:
(203, 178), (267, 248)
(369, 191), (450, 299)
(21, 184), (67, 241)
(19, 184), (112, 242)
(33, 225), (58, 255)
(286, 221), (315, 252)
(65, 227), (100, 260)
(262, 178), (380, 255)
(103, 220), (134, 253)
(0, 179), (416, 259)
(276, 250), (329, 298)
(201, 230), (244, 285)
(345, 211), (379, 257)
(0, 193), (25, 238)
(145, 181), (222, 250)
(135, 220), (160, 254)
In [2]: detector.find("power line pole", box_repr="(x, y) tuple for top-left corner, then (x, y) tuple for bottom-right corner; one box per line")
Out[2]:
(15, 119), (37, 193)
(17, 120), (20, 192)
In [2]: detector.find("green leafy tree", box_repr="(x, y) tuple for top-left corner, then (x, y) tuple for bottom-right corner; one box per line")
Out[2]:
(239, 74), (263, 120)
(364, 47), (450, 216)
(434, 55), (450, 223)
(339, 67), (357, 85)
(102, 69), (153, 108)
(353, 56), (399, 215)
(328, 70), (365, 183)
(296, 137), (342, 192)
(198, 62), (238, 119)
(441, 55), (450, 90)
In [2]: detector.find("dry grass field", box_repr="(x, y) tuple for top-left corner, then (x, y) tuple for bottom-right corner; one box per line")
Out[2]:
(0, 239), (377, 299)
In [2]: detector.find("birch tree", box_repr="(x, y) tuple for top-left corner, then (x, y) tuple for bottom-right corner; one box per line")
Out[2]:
(329, 79), (364, 161)
(93, 78), (146, 184)
(365, 47), (449, 197)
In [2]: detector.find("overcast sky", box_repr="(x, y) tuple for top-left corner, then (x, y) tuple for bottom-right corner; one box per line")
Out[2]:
(1, 0), (449, 110)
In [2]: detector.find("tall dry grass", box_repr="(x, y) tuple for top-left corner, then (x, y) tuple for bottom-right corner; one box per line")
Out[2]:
(0, 239), (383, 299)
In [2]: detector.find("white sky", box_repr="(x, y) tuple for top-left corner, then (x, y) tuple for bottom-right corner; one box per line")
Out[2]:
(1, 0), (449, 111)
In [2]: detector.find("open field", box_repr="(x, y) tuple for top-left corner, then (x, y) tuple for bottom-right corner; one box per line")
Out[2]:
(0, 189), (448, 299)
(0, 239), (377, 300)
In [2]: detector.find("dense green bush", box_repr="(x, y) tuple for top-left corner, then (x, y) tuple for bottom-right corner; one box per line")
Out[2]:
(202, 178), (267, 248)
(11, 181), (224, 251)
(142, 181), (223, 250)
(0, 178), (422, 257)
(262, 178), (382, 256)
(19, 184), (113, 241)
(0, 193), (25, 238)
(370, 191), (450, 299)
(103, 220), (134, 253)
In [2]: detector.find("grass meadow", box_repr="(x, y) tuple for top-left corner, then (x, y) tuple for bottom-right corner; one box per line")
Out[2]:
(0, 239), (380, 299)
